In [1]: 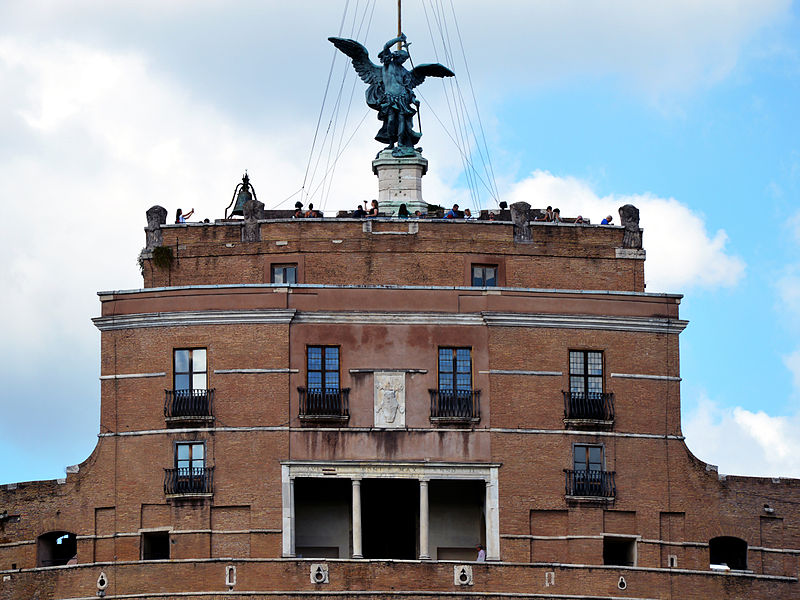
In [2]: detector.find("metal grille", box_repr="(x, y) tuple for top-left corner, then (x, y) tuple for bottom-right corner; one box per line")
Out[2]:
(563, 390), (614, 421)
(164, 467), (213, 495)
(429, 389), (481, 420)
(164, 389), (214, 418)
(565, 469), (615, 498)
(298, 387), (350, 419)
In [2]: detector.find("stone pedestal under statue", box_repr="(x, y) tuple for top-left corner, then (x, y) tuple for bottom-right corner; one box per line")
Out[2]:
(372, 149), (429, 215)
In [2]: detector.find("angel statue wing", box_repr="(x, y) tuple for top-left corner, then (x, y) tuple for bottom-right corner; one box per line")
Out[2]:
(328, 37), (382, 85)
(410, 63), (455, 88)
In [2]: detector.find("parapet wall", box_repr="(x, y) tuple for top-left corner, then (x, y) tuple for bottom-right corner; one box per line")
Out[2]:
(139, 219), (646, 292)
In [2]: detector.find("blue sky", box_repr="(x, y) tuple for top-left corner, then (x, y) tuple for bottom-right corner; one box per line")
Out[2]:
(1, 0), (799, 483)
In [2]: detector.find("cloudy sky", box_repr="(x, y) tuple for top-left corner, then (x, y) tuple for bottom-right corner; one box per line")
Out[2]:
(1, 0), (799, 483)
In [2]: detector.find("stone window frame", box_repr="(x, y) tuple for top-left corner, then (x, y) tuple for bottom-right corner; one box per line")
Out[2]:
(463, 254), (505, 286)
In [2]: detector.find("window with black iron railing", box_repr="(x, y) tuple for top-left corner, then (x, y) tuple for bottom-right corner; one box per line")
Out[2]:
(566, 444), (615, 498)
(165, 443), (212, 496)
(564, 469), (616, 498)
(432, 347), (479, 422)
(164, 388), (214, 420)
(164, 466), (214, 496)
(563, 390), (614, 422)
(429, 389), (481, 421)
(297, 386), (350, 419)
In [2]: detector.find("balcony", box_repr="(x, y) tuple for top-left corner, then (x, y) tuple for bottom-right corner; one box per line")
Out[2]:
(563, 391), (614, 428)
(164, 466), (214, 498)
(429, 389), (481, 423)
(164, 389), (215, 425)
(298, 387), (350, 422)
(565, 469), (616, 502)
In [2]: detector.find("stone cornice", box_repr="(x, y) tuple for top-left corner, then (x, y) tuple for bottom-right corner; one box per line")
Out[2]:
(94, 309), (686, 334)
(92, 309), (297, 331)
(293, 312), (484, 326)
(481, 312), (688, 334)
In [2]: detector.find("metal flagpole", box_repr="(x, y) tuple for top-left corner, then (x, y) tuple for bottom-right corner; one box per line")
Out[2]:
(397, 0), (402, 49)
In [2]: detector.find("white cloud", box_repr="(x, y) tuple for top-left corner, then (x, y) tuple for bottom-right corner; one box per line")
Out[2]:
(684, 394), (800, 477)
(503, 171), (745, 292)
(0, 0), (791, 104)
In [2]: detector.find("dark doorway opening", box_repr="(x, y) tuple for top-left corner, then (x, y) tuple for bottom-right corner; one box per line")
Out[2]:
(603, 536), (636, 566)
(362, 479), (418, 559)
(709, 536), (748, 570)
(295, 477), (352, 558)
(430, 479), (485, 560)
(141, 531), (170, 560)
(37, 531), (77, 567)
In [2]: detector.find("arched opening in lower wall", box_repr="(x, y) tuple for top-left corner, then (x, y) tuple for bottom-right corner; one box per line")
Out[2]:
(709, 536), (748, 571)
(37, 531), (77, 567)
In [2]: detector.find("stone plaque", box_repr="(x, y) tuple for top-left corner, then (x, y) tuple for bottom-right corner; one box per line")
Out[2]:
(374, 372), (406, 428)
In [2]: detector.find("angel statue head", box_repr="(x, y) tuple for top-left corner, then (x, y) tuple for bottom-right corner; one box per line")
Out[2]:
(329, 33), (454, 158)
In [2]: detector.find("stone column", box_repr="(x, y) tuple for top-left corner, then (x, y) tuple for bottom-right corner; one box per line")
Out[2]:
(372, 148), (429, 216)
(485, 473), (500, 561)
(419, 479), (430, 559)
(281, 466), (295, 557)
(352, 478), (363, 558)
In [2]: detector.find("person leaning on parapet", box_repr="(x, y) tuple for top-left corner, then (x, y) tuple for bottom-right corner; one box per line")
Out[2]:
(574, 215), (585, 224)
(445, 204), (460, 219)
(476, 544), (486, 562)
(353, 204), (366, 218)
(305, 203), (320, 218)
(463, 208), (474, 219)
(398, 203), (410, 218)
(539, 205), (553, 222)
(601, 214), (613, 225)
(414, 210), (424, 218)
(367, 199), (380, 217)
(175, 208), (194, 223)
(552, 208), (562, 223)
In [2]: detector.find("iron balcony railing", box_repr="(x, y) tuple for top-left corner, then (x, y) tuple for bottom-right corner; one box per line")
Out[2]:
(164, 466), (214, 496)
(297, 387), (350, 419)
(429, 389), (481, 421)
(563, 391), (614, 422)
(565, 469), (616, 498)
(164, 389), (214, 420)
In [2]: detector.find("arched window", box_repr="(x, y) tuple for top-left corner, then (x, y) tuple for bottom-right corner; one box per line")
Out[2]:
(709, 536), (747, 571)
(37, 531), (77, 567)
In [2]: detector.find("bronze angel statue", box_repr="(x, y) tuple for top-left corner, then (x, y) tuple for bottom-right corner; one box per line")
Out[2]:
(329, 33), (454, 157)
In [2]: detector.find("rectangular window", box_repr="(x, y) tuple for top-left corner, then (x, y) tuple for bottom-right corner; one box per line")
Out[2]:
(174, 348), (207, 392)
(471, 264), (497, 287)
(438, 347), (472, 392)
(176, 442), (205, 471)
(569, 350), (603, 399)
(573, 444), (603, 472)
(307, 346), (340, 393)
(271, 264), (298, 284)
